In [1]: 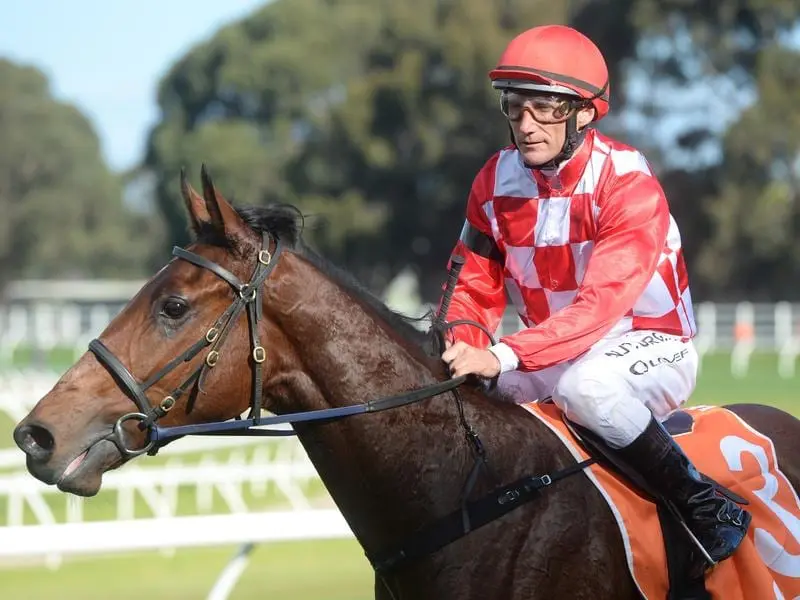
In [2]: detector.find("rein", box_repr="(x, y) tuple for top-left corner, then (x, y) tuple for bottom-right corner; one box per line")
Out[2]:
(86, 232), (594, 583)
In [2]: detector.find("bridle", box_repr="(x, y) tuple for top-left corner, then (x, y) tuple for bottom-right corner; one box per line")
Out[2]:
(86, 230), (593, 591)
(88, 231), (283, 457)
(87, 232), (474, 458)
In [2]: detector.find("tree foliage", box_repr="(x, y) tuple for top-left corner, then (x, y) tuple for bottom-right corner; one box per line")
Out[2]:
(0, 60), (153, 286)
(603, 0), (800, 300)
(144, 0), (800, 301)
(145, 0), (569, 295)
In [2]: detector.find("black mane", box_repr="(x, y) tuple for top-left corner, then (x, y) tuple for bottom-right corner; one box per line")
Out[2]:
(198, 203), (436, 352)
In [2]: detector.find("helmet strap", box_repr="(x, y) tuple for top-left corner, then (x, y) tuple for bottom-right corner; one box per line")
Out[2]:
(553, 112), (587, 166)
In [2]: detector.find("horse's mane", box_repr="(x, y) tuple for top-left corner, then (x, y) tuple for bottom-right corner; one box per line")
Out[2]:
(196, 203), (438, 354)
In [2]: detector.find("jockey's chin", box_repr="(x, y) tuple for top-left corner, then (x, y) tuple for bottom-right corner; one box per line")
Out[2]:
(517, 140), (559, 167)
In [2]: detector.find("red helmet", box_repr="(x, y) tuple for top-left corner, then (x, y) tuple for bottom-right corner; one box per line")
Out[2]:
(489, 25), (610, 121)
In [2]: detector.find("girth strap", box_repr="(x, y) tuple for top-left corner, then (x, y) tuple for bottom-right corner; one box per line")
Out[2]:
(368, 458), (596, 574)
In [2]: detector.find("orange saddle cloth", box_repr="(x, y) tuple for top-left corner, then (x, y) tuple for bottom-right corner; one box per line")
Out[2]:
(521, 402), (800, 599)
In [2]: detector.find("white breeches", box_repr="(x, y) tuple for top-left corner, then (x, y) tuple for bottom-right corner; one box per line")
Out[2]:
(496, 329), (698, 449)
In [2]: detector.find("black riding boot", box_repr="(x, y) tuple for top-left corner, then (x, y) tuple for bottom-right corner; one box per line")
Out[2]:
(616, 416), (752, 574)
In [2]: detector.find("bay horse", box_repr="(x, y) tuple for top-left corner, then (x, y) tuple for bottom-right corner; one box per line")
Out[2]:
(13, 168), (800, 599)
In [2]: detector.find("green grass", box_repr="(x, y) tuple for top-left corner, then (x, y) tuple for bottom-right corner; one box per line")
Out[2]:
(0, 402), (330, 527)
(0, 345), (79, 372)
(691, 352), (798, 413)
(0, 351), (796, 599)
(0, 539), (373, 600)
(0, 476), (333, 527)
(1, 413), (16, 448)
(0, 437), (332, 526)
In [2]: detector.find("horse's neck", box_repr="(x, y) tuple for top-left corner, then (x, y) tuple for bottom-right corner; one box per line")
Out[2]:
(263, 253), (564, 556)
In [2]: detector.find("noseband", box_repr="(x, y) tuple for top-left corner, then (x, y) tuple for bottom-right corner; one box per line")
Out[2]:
(88, 232), (282, 456)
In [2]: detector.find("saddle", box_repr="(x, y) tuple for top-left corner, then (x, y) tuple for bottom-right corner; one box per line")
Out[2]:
(564, 409), (748, 600)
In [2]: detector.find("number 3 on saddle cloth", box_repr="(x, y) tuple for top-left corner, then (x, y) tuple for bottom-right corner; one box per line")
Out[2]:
(524, 401), (800, 600)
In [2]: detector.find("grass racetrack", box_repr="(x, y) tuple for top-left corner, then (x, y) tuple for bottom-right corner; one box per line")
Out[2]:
(0, 539), (373, 600)
(0, 351), (796, 599)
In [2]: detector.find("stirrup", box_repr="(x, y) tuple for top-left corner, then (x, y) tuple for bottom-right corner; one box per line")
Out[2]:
(562, 419), (722, 569)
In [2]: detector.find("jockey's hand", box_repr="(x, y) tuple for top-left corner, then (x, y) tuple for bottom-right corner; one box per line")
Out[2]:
(441, 341), (501, 379)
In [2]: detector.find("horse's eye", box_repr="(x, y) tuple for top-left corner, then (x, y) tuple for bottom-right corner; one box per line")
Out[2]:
(161, 297), (189, 320)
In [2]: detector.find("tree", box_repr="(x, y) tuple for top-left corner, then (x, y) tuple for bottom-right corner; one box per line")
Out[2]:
(145, 0), (800, 302)
(0, 60), (153, 286)
(692, 44), (800, 300)
(600, 0), (800, 299)
(144, 0), (571, 297)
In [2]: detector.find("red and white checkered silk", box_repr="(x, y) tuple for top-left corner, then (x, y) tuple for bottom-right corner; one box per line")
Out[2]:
(446, 129), (696, 372)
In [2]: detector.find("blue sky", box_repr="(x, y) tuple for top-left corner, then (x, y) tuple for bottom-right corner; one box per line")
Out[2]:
(2, 4), (797, 174)
(0, 0), (267, 171)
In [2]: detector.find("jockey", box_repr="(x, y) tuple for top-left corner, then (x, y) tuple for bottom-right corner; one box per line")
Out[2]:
(441, 24), (751, 570)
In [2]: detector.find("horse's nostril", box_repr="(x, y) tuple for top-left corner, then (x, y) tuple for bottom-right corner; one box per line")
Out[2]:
(30, 425), (54, 452)
(14, 423), (55, 461)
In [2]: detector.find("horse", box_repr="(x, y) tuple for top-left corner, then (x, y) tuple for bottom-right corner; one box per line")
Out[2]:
(13, 167), (800, 599)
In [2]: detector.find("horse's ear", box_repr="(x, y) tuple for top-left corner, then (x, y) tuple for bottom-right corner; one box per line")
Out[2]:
(180, 167), (210, 237)
(200, 164), (250, 241)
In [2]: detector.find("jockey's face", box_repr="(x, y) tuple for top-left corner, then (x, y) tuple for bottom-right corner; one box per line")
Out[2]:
(502, 90), (595, 166)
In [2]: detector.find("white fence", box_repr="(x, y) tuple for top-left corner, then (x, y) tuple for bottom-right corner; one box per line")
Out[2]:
(0, 281), (798, 595)
(0, 510), (352, 561)
(0, 409), (354, 598)
(495, 300), (800, 378)
(0, 279), (143, 361)
(1, 279), (798, 366)
(0, 437), (321, 526)
(493, 301), (800, 350)
(0, 362), (353, 598)
(0, 429), (353, 553)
